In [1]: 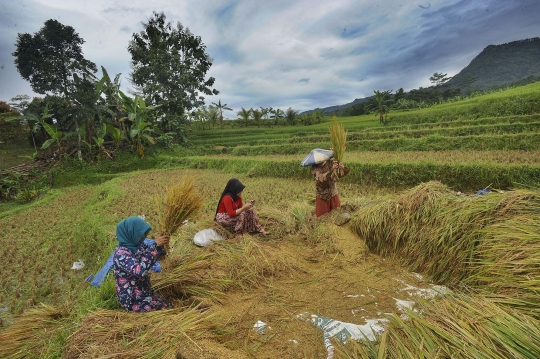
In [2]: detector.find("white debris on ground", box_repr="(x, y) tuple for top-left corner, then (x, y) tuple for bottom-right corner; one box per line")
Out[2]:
(293, 278), (449, 358)
(297, 312), (389, 359)
(71, 259), (85, 270)
(395, 278), (449, 299)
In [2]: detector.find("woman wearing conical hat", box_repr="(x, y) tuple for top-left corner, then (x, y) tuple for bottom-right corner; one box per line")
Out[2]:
(311, 160), (349, 217)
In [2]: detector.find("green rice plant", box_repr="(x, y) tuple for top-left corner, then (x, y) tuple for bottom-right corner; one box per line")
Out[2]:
(330, 115), (347, 162)
(289, 200), (313, 230)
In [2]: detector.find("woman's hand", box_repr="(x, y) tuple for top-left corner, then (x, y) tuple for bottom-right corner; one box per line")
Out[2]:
(155, 235), (170, 247)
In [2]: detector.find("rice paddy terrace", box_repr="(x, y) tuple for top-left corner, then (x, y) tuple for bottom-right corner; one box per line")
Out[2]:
(1, 83), (540, 358)
(182, 82), (540, 192)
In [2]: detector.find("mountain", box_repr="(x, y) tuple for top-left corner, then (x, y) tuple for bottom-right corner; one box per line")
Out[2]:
(308, 37), (540, 115)
(445, 37), (540, 90)
(302, 96), (371, 115)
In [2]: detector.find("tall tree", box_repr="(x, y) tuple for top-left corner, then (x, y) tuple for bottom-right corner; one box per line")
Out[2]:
(271, 108), (284, 126)
(212, 99), (233, 126)
(13, 19), (97, 97)
(367, 90), (392, 124)
(251, 108), (263, 127)
(128, 12), (219, 133)
(285, 107), (298, 126)
(429, 72), (452, 86)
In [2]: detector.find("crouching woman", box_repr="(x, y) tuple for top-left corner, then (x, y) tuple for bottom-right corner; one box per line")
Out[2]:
(113, 216), (173, 312)
(214, 178), (268, 235)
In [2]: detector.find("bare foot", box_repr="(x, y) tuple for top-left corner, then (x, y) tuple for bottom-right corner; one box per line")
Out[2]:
(260, 229), (269, 235)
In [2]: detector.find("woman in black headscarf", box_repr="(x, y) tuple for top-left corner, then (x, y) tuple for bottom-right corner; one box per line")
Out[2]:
(214, 178), (268, 235)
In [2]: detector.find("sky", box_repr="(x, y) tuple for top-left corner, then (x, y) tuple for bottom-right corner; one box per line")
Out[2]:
(1, 0), (540, 114)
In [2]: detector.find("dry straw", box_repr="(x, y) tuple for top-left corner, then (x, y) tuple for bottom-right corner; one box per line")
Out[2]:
(157, 176), (203, 236)
(329, 114), (347, 162)
(336, 293), (540, 358)
(63, 306), (211, 359)
(0, 304), (71, 358)
(351, 181), (540, 316)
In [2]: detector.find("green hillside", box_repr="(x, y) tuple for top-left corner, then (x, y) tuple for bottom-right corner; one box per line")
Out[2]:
(180, 82), (540, 191)
(447, 37), (540, 90)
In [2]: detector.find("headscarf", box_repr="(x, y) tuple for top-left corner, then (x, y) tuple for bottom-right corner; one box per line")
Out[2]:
(214, 178), (245, 219)
(116, 216), (152, 253)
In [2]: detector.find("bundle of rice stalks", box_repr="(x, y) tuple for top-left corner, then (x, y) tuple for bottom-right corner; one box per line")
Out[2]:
(464, 215), (540, 318)
(152, 237), (297, 302)
(207, 237), (298, 290)
(351, 182), (540, 286)
(152, 251), (233, 303)
(0, 304), (71, 359)
(63, 306), (211, 359)
(329, 114), (347, 162)
(157, 176), (203, 236)
(336, 293), (540, 359)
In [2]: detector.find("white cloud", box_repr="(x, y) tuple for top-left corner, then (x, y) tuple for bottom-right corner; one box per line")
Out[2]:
(2, 0), (540, 112)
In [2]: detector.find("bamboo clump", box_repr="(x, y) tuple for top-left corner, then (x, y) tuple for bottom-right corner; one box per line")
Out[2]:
(157, 176), (203, 236)
(329, 114), (347, 162)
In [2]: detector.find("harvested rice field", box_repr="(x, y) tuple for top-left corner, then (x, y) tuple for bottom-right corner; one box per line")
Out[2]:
(0, 169), (447, 358)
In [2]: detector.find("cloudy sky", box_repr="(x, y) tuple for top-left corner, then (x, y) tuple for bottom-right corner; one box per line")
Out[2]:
(1, 0), (539, 113)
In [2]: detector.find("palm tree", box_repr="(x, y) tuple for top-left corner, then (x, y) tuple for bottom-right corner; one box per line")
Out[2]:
(207, 105), (219, 128)
(260, 106), (272, 126)
(211, 99), (232, 126)
(251, 108), (263, 127)
(285, 107), (298, 126)
(367, 90), (392, 124)
(271, 108), (284, 126)
(237, 107), (252, 127)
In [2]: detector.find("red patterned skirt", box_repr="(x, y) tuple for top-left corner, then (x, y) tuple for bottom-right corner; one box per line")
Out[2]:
(216, 209), (264, 235)
(315, 194), (341, 217)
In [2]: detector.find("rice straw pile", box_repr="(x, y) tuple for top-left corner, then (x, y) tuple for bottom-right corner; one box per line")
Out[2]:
(351, 181), (540, 320)
(329, 114), (347, 162)
(336, 292), (540, 358)
(152, 236), (298, 302)
(62, 306), (212, 359)
(0, 304), (71, 359)
(157, 176), (203, 236)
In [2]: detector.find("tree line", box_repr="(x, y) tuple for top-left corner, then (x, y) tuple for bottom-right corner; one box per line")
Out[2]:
(3, 12), (221, 159)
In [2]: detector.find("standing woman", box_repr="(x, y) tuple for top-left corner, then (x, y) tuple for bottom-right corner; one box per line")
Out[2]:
(113, 216), (173, 312)
(311, 159), (349, 217)
(215, 178), (268, 235)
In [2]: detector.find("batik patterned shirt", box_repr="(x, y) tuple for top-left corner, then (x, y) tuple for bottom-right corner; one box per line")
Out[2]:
(311, 160), (349, 201)
(113, 241), (171, 312)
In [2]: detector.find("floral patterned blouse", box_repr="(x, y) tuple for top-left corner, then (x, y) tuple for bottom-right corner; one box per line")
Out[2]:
(311, 160), (349, 201)
(113, 241), (172, 312)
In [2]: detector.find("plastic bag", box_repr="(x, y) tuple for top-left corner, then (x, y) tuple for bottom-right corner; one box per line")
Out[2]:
(193, 229), (224, 247)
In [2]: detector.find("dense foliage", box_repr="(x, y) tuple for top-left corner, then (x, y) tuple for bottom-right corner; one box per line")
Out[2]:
(128, 12), (219, 132)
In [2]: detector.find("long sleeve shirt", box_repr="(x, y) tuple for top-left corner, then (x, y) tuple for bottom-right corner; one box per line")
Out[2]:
(311, 160), (349, 201)
(217, 195), (243, 217)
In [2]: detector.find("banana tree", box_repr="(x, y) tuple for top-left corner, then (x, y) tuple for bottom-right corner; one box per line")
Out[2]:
(237, 107), (252, 127)
(118, 90), (159, 157)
